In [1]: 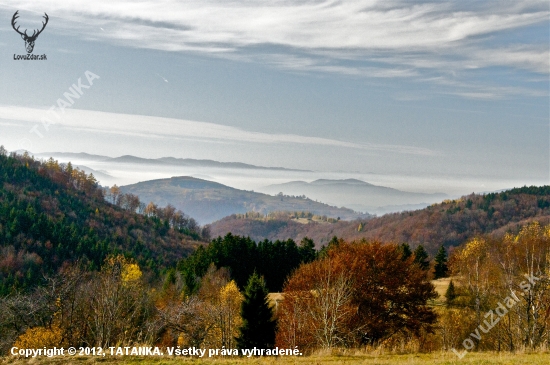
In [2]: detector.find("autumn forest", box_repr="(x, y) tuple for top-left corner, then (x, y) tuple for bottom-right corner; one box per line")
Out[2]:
(0, 148), (548, 360)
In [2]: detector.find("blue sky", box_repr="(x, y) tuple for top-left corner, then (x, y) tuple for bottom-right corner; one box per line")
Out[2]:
(0, 0), (548, 194)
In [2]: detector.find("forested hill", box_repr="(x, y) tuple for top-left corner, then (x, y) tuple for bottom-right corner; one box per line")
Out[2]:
(210, 186), (550, 253)
(119, 176), (371, 224)
(0, 149), (201, 295)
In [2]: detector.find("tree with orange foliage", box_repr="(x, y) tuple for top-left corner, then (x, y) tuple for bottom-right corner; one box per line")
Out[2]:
(277, 240), (437, 351)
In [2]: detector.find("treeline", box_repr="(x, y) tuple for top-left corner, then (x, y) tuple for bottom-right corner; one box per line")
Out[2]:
(1, 222), (547, 355)
(232, 210), (340, 223)
(177, 233), (317, 292)
(0, 149), (201, 294)
(105, 185), (209, 241)
(356, 188), (550, 252)
(0, 253), (278, 354)
(0, 234), (436, 354)
(211, 186), (550, 253)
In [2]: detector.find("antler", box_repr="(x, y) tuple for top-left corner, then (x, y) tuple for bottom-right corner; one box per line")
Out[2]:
(33, 13), (49, 38)
(11, 11), (48, 39)
(11, 11), (26, 37)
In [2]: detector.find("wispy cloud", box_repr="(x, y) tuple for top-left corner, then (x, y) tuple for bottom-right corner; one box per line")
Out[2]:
(0, 105), (436, 156)
(3, 0), (548, 97)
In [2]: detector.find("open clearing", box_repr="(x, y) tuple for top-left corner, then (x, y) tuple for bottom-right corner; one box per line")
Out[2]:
(432, 277), (452, 298)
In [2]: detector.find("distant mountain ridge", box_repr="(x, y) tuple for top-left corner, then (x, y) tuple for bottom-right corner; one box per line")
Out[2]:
(34, 152), (309, 172)
(32, 152), (449, 217)
(259, 178), (447, 213)
(120, 176), (371, 224)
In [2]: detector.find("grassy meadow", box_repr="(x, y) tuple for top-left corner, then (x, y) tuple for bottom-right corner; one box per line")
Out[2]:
(1, 352), (550, 365)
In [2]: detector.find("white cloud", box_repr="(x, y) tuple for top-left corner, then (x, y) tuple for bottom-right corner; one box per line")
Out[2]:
(4, 2), (548, 59)
(3, 0), (548, 97)
(0, 105), (436, 156)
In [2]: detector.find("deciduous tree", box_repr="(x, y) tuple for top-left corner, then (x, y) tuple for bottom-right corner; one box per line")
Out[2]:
(277, 240), (437, 350)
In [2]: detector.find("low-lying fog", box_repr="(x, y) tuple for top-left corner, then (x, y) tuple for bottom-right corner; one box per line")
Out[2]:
(29, 152), (539, 215)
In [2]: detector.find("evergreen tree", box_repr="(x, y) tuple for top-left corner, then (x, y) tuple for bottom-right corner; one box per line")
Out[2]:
(413, 245), (430, 271)
(236, 272), (276, 350)
(398, 243), (412, 261)
(445, 280), (457, 306)
(298, 237), (316, 263)
(433, 245), (448, 279)
(319, 236), (340, 258)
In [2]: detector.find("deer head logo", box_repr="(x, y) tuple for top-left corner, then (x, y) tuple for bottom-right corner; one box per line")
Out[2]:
(12, 11), (49, 54)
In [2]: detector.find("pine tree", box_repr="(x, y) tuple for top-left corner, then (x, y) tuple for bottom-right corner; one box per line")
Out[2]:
(298, 237), (316, 263)
(398, 243), (412, 261)
(236, 272), (276, 350)
(445, 280), (457, 306)
(413, 245), (430, 271)
(433, 245), (448, 279)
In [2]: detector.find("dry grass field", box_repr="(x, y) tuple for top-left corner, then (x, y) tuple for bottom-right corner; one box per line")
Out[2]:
(1, 352), (549, 365)
(431, 277), (452, 299)
(431, 277), (452, 306)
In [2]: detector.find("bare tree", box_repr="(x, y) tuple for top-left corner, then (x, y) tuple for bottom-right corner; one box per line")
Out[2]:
(309, 260), (354, 349)
(86, 256), (151, 347)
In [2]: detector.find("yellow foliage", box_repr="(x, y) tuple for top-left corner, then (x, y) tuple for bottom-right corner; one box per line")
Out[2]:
(460, 237), (488, 260)
(517, 221), (543, 241)
(13, 325), (64, 349)
(103, 255), (142, 283)
(177, 334), (185, 347)
(122, 263), (142, 283)
(214, 280), (243, 348)
(220, 280), (243, 306)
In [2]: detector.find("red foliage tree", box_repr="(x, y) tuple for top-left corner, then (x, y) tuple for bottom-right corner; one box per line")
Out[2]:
(276, 240), (437, 351)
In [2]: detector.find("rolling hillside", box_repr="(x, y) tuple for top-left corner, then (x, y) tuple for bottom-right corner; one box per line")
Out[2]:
(120, 176), (371, 224)
(210, 186), (550, 253)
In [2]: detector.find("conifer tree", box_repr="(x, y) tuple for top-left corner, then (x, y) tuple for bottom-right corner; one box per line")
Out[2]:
(398, 243), (412, 261)
(413, 245), (430, 270)
(445, 279), (457, 306)
(433, 245), (448, 279)
(236, 272), (276, 350)
(298, 237), (316, 263)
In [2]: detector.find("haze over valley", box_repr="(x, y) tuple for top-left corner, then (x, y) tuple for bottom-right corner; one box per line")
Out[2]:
(26, 151), (457, 219)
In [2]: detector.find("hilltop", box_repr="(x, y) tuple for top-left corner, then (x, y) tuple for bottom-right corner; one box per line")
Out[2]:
(119, 176), (371, 224)
(210, 186), (550, 253)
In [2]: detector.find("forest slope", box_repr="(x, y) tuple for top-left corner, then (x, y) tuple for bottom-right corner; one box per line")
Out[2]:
(210, 186), (550, 253)
(0, 150), (200, 294)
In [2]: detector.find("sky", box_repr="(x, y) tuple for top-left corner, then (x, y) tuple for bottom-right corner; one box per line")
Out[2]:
(0, 0), (548, 195)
